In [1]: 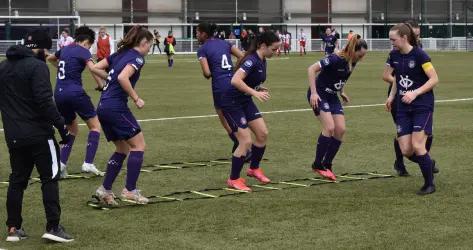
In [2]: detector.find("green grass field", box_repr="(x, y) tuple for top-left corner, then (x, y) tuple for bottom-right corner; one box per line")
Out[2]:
(0, 51), (472, 249)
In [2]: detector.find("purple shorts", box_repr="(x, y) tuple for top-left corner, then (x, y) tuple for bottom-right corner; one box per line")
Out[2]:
(54, 90), (97, 125)
(97, 104), (141, 142)
(396, 110), (433, 137)
(307, 89), (344, 116)
(221, 98), (262, 132)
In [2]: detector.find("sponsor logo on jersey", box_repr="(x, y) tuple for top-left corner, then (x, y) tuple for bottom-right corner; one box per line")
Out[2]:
(136, 57), (144, 65)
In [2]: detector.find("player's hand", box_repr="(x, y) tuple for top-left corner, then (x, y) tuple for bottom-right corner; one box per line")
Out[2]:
(255, 85), (269, 93)
(310, 93), (321, 110)
(340, 92), (350, 104)
(58, 126), (71, 145)
(253, 91), (271, 102)
(134, 98), (145, 109)
(95, 84), (104, 92)
(401, 90), (418, 104)
(385, 96), (394, 112)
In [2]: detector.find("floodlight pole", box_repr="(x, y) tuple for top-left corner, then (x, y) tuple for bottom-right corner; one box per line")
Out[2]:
(8, 0), (11, 22)
(130, 0), (134, 24)
(235, 0), (238, 24)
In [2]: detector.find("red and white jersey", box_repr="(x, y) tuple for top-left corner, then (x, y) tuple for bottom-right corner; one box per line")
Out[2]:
(284, 34), (291, 44)
(300, 32), (307, 42)
(57, 35), (74, 50)
(279, 33), (285, 43)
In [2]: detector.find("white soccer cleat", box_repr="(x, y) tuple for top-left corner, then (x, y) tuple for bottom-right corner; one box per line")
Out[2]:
(81, 163), (105, 176)
(60, 163), (68, 179)
(95, 186), (118, 206)
(121, 188), (149, 204)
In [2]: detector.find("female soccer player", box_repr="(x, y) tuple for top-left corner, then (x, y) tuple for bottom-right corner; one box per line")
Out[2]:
(90, 25), (153, 205)
(385, 23), (439, 195)
(164, 30), (176, 68)
(307, 35), (368, 181)
(220, 31), (281, 191)
(196, 22), (244, 153)
(47, 26), (105, 178)
(383, 22), (438, 177)
(321, 27), (338, 55)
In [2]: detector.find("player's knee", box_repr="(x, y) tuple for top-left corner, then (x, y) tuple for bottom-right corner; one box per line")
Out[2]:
(256, 129), (269, 143)
(412, 141), (426, 155)
(323, 126), (335, 136)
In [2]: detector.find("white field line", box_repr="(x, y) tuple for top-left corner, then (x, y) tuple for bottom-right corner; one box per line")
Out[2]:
(0, 97), (471, 132)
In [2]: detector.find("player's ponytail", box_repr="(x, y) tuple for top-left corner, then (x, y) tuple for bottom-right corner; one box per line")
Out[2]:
(390, 23), (418, 47)
(117, 25), (154, 54)
(74, 26), (95, 44)
(235, 31), (280, 70)
(338, 34), (367, 71)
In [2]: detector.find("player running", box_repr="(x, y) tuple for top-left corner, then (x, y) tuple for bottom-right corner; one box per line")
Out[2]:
(321, 27), (338, 55)
(90, 25), (153, 205)
(221, 31), (281, 191)
(196, 22), (245, 154)
(47, 26), (105, 178)
(307, 35), (368, 181)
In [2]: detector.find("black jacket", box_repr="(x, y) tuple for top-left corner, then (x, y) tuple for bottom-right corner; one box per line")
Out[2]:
(0, 45), (65, 148)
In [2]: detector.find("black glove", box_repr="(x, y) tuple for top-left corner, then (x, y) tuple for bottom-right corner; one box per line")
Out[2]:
(58, 125), (71, 145)
(53, 116), (70, 145)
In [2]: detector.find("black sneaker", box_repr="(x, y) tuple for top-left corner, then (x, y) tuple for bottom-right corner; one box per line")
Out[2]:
(394, 160), (409, 177)
(42, 225), (74, 243)
(416, 185), (436, 195)
(432, 159), (439, 174)
(6, 227), (28, 242)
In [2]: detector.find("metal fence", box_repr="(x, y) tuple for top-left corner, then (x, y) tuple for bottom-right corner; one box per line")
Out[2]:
(1, 37), (472, 56)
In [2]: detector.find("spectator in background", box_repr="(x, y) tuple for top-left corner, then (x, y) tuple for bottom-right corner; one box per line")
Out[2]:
(240, 29), (249, 51)
(228, 32), (236, 40)
(347, 30), (355, 40)
(164, 30), (176, 68)
(57, 29), (74, 50)
(218, 31), (226, 40)
(96, 26), (114, 62)
(152, 29), (162, 54)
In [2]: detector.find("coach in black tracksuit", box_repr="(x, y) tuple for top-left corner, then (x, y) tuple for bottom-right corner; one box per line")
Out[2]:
(0, 30), (73, 243)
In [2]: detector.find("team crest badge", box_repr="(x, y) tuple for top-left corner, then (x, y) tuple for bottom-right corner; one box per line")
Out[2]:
(136, 57), (144, 65)
(323, 103), (330, 110)
(397, 125), (402, 133)
(408, 60), (415, 68)
(244, 60), (253, 68)
(240, 117), (247, 125)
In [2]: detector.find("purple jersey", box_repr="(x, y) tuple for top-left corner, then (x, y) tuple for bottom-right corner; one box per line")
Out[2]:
(55, 44), (92, 91)
(100, 49), (145, 109)
(315, 54), (354, 97)
(387, 47), (434, 111)
(322, 35), (338, 54)
(197, 38), (234, 93)
(228, 53), (267, 100)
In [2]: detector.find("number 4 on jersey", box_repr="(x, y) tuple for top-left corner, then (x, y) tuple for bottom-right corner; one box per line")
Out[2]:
(221, 54), (232, 70)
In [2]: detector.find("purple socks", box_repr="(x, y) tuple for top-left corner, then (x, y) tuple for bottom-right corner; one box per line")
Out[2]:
(125, 151), (144, 191)
(250, 145), (266, 169)
(84, 131), (100, 164)
(102, 152), (127, 190)
(230, 156), (246, 180)
(60, 134), (76, 165)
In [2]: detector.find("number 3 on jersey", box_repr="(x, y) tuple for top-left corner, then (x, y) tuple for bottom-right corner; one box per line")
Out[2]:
(221, 54), (232, 70)
(57, 61), (66, 79)
(102, 69), (115, 91)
